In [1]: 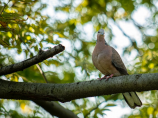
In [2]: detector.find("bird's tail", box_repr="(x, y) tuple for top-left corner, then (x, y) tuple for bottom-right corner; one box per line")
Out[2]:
(122, 92), (142, 109)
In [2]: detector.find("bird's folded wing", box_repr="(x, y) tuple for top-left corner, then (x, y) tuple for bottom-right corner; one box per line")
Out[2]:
(111, 47), (128, 75)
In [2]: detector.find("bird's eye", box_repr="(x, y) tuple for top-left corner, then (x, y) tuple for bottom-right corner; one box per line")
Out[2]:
(98, 31), (100, 33)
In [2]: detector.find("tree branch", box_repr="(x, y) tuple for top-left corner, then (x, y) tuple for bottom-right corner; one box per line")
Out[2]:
(0, 40), (77, 117)
(34, 101), (78, 118)
(0, 44), (65, 76)
(0, 73), (157, 101)
(18, 35), (48, 83)
(0, 43), (76, 117)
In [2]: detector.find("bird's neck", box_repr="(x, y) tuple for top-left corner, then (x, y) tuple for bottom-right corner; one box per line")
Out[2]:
(97, 37), (108, 45)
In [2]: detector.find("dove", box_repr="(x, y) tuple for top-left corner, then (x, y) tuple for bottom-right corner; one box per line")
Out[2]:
(92, 29), (142, 108)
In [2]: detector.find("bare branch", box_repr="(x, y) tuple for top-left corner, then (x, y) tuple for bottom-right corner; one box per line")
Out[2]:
(112, 18), (140, 53)
(114, 21), (134, 42)
(18, 35), (49, 83)
(0, 44), (65, 76)
(0, 73), (157, 101)
(131, 18), (144, 30)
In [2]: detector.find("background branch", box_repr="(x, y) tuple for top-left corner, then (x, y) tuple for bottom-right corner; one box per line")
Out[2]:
(112, 18), (140, 53)
(0, 44), (65, 76)
(34, 101), (78, 118)
(18, 35), (48, 83)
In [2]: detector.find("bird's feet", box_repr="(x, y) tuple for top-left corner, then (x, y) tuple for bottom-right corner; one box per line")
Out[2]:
(98, 74), (114, 81)
(97, 75), (107, 80)
(105, 74), (114, 80)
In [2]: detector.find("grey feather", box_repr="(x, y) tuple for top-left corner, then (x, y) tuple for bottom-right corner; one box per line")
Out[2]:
(111, 47), (128, 75)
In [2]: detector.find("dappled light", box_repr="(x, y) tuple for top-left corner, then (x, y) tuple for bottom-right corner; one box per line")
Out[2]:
(0, 0), (158, 118)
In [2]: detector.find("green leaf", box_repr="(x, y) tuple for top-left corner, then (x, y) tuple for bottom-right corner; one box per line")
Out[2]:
(106, 103), (117, 107)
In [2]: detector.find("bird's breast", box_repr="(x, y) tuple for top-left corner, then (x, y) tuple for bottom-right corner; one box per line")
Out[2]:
(92, 46), (120, 76)
(92, 48), (111, 73)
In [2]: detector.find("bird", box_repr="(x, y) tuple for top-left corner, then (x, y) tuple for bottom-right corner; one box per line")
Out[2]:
(92, 29), (142, 109)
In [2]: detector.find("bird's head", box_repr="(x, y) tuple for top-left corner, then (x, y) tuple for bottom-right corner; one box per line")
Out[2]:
(97, 29), (104, 36)
(97, 29), (105, 40)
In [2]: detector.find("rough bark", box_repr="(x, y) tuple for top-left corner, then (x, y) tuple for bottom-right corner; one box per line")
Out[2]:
(0, 73), (157, 101)
(0, 44), (65, 76)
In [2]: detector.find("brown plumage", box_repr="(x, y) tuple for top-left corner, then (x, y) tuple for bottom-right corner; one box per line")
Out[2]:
(92, 29), (142, 109)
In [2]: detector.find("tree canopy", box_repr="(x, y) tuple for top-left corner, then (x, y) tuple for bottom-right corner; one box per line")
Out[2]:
(0, 0), (158, 117)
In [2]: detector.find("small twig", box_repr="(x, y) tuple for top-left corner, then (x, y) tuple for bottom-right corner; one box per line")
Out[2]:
(36, 64), (48, 83)
(0, 0), (10, 15)
(131, 17), (146, 38)
(131, 18), (143, 29)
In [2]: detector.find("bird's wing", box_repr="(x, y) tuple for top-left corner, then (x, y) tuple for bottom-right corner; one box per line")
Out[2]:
(111, 47), (128, 75)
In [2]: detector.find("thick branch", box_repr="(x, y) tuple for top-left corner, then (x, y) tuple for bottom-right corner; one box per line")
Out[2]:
(0, 73), (157, 101)
(0, 44), (65, 76)
(34, 101), (78, 118)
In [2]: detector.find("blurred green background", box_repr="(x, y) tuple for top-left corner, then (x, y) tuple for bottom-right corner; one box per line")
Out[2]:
(0, 0), (158, 117)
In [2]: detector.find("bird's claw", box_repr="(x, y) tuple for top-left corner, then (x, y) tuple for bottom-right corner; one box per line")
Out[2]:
(97, 75), (107, 80)
(98, 74), (114, 81)
(105, 74), (114, 80)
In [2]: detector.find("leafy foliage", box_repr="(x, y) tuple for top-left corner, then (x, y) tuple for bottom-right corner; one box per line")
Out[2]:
(0, 0), (158, 117)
